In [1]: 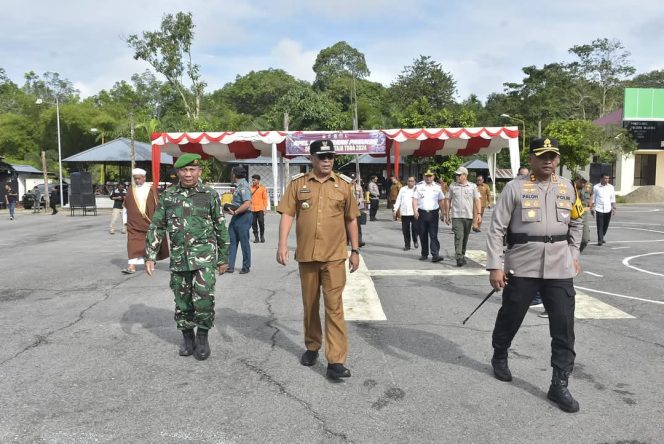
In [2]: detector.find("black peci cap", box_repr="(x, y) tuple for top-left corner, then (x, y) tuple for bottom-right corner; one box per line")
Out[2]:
(309, 139), (336, 156)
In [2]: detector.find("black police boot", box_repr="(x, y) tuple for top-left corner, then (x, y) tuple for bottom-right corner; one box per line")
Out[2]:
(253, 234), (260, 243)
(491, 352), (512, 382)
(179, 329), (195, 356)
(547, 368), (580, 413)
(194, 328), (211, 361)
(300, 350), (319, 366)
(260, 234), (265, 243)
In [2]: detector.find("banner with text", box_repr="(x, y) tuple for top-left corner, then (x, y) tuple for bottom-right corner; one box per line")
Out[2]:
(285, 131), (387, 156)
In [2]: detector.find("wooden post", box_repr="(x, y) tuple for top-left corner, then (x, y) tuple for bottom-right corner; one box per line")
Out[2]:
(41, 150), (50, 213)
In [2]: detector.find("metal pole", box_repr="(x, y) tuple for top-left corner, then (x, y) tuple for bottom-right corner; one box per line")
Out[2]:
(41, 150), (50, 212)
(129, 111), (136, 172)
(55, 96), (64, 207)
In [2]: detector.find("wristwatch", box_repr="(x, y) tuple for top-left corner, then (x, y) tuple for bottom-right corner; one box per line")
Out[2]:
(350, 248), (361, 255)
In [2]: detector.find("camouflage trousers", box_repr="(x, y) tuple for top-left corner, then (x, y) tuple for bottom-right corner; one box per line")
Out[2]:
(170, 268), (216, 330)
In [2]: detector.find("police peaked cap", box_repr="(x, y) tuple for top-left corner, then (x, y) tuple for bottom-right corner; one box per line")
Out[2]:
(529, 138), (560, 156)
(310, 139), (336, 155)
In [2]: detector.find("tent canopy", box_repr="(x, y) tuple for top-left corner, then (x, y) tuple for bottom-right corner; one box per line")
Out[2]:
(150, 128), (520, 205)
(151, 127), (518, 163)
(65, 138), (173, 164)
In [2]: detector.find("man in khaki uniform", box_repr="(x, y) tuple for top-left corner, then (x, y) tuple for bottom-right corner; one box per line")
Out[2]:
(486, 137), (583, 413)
(277, 139), (360, 380)
(473, 174), (491, 232)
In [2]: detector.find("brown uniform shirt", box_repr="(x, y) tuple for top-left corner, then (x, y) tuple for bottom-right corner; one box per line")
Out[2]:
(477, 183), (492, 209)
(277, 171), (359, 262)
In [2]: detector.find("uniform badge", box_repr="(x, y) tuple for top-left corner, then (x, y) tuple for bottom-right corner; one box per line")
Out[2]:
(301, 202), (310, 209)
(528, 210), (536, 218)
(524, 201), (531, 208)
(559, 188), (567, 195)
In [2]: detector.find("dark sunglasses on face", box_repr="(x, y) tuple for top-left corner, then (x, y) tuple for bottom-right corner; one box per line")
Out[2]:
(315, 153), (335, 160)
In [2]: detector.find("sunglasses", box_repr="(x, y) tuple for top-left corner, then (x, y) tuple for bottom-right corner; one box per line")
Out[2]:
(315, 153), (335, 160)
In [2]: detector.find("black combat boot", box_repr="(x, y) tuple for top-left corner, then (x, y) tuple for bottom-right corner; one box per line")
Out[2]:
(253, 234), (260, 243)
(491, 351), (512, 382)
(179, 329), (195, 356)
(547, 368), (580, 413)
(194, 328), (211, 361)
(260, 234), (265, 243)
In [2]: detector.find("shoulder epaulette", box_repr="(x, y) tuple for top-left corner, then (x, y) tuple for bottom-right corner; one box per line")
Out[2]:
(290, 173), (305, 182)
(338, 173), (352, 183)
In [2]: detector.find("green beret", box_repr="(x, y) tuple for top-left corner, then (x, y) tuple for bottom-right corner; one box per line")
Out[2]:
(174, 153), (202, 168)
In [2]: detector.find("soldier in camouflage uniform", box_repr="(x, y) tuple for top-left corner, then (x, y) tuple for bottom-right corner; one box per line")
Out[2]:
(145, 153), (230, 361)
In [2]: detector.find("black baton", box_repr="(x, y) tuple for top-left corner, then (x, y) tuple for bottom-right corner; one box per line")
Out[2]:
(462, 289), (497, 325)
(462, 271), (513, 325)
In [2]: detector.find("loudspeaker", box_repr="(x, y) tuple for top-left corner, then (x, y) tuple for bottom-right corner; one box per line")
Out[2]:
(71, 172), (92, 194)
(70, 193), (95, 207)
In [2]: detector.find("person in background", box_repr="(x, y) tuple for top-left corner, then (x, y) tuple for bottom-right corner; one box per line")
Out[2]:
(49, 186), (59, 215)
(473, 175), (492, 232)
(590, 173), (616, 246)
(368, 176), (380, 221)
(250, 174), (269, 243)
(351, 174), (366, 247)
(122, 168), (168, 274)
(413, 170), (445, 262)
(443, 167), (481, 266)
(109, 182), (127, 234)
(4, 184), (17, 220)
(226, 166), (253, 274)
(31, 186), (42, 213)
(393, 176), (419, 250)
(388, 176), (402, 210)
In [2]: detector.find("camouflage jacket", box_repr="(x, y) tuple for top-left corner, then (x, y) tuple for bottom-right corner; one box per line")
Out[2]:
(145, 181), (229, 271)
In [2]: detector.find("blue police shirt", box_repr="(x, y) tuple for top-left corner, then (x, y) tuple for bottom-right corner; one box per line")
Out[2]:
(232, 178), (252, 207)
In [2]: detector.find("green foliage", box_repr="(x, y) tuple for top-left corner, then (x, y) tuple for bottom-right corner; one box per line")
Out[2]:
(0, 113), (40, 162)
(389, 55), (457, 111)
(568, 38), (636, 116)
(266, 86), (345, 130)
(544, 119), (605, 173)
(429, 155), (464, 185)
(312, 41), (370, 90)
(218, 69), (308, 117)
(127, 11), (205, 119)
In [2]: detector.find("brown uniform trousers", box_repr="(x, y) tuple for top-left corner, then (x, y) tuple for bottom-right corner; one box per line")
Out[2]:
(299, 259), (348, 363)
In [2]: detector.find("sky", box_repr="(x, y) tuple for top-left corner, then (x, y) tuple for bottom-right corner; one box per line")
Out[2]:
(1, 0), (663, 102)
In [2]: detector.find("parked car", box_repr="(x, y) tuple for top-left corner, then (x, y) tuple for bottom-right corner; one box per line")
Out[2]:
(22, 183), (69, 209)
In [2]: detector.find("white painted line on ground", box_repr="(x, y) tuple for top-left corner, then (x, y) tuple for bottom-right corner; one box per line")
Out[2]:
(575, 285), (664, 306)
(612, 208), (661, 213)
(370, 269), (489, 277)
(343, 255), (387, 321)
(584, 271), (604, 277)
(622, 252), (664, 277)
(465, 250), (487, 268)
(610, 246), (630, 250)
(574, 290), (635, 319)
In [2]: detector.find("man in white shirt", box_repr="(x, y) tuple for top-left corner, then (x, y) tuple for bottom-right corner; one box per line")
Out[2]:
(368, 176), (380, 221)
(393, 176), (419, 250)
(413, 170), (446, 262)
(590, 173), (616, 246)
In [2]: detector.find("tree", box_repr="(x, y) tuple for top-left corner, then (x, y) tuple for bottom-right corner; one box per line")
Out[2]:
(313, 41), (370, 129)
(266, 86), (344, 130)
(625, 69), (664, 89)
(545, 119), (605, 173)
(568, 38), (635, 116)
(389, 55), (457, 111)
(22, 71), (79, 103)
(217, 69), (307, 117)
(127, 11), (206, 119)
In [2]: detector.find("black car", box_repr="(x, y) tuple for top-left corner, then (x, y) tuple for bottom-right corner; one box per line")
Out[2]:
(22, 183), (69, 209)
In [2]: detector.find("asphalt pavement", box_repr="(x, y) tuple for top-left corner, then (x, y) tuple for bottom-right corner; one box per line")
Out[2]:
(1, 204), (663, 443)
